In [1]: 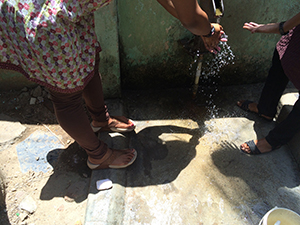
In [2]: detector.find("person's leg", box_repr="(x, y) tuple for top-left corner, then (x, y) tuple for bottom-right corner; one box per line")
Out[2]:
(82, 53), (135, 131)
(237, 49), (288, 120)
(82, 53), (109, 123)
(49, 89), (136, 168)
(241, 94), (300, 154)
(240, 49), (292, 154)
(266, 96), (300, 148)
(49, 90), (108, 160)
(257, 49), (289, 118)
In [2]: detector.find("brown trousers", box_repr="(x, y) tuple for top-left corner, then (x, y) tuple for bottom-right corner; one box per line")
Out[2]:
(48, 54), (109, 160)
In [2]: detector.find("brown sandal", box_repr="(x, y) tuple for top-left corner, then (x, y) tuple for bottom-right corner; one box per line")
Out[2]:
(87, 148), (137, 170)
(91, 116), (136, 133)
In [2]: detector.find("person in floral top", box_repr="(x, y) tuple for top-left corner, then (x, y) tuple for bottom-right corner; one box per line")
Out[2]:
(0, 0), (226, 169)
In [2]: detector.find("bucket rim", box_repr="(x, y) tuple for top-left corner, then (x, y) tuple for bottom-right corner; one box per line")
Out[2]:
(259, 207), (300, 225)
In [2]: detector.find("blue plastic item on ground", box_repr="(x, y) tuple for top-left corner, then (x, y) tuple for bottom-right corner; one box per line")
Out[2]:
(16, 130), (64, 173)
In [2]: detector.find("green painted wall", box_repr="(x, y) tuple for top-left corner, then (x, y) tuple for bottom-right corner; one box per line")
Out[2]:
(220, 0), (300, 85)
(0, 70), (36, 91)
(1, 0), (299, 96)
(118, 0), (192, 90)
(95, 1), (121, 98)
(119, 0), (300, 90)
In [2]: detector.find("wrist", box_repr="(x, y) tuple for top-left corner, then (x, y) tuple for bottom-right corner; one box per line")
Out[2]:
(203, 25), (215, 37)
(279, 21), (289, 35)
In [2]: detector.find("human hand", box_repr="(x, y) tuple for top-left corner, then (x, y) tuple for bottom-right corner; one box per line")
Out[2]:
(243, 22), (278, 34)
(243, 22), (263, 33)
(201, 23), (227, 54)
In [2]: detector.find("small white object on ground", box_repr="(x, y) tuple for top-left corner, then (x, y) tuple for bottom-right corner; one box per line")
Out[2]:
(96, 179), (113, 191)
(19, 195), (37, 214)
(274, 221), (281, 225)
(29, 97), (36, 105)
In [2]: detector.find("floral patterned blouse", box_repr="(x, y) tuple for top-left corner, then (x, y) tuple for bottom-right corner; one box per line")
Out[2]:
(0, 0), (111, 93)
(276, 25), (300, 90)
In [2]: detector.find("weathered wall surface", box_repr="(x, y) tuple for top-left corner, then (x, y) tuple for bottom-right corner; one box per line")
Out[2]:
(95, 1), (121, 98)
(0, 70), (36, 91)
(1, 0), (299, 96)
(118, 0), (192, 90)
(219, 0), (300, 85)
(119, 0), (300, 90)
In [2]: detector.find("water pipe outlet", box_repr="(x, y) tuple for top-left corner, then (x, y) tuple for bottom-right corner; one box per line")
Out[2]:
(212, 0), (224, 18)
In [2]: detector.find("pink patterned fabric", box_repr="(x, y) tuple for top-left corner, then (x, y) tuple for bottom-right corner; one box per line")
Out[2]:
(0, 0), (111, 93)
(276, 25), (300, 90)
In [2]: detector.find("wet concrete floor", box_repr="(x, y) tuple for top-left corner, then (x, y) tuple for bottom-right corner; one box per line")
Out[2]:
(85, 83), (300, 225)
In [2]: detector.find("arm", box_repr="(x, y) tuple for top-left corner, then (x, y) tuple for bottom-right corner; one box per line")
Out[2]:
(157, 0), (227, 53)
(243, 12), (300, 34)
(157, 0), (212, 35)
(156, 0), (179, 19)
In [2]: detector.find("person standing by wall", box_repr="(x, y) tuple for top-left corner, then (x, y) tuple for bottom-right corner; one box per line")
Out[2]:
(0, 0), (226, 169)
(237, 12), (300, 154)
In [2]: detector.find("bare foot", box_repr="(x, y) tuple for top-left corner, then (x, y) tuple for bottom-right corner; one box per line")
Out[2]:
(240, 138), (272, 154)
(237, 100), (272, 121)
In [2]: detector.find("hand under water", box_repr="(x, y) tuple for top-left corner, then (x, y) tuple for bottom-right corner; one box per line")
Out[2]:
(201, 23), (228, 54)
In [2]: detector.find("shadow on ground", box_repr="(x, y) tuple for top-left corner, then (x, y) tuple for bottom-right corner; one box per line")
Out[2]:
(127, 125), (202, 187)
(40, 143), (91, 203)
(0, 171), (9, 225)
(210, 140), (300, 219)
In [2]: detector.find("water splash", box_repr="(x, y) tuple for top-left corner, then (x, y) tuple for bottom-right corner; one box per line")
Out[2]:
(197, 37), (235, 120)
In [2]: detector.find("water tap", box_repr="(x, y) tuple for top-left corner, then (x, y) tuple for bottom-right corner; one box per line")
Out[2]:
(212, 0), (224, 19)
(179, 0), (225, 56)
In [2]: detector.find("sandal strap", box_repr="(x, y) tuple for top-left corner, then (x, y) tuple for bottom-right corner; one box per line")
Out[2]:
(239, 100), (253, 111)
(108, 120), (122, 128)
(104, 149), (121, 166)
(89, 148), (113, 165)
(245, 140), (261, 155)
(92, 149), (131, 166)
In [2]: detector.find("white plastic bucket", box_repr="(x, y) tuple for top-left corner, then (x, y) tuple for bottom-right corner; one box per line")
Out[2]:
(259, 207), (300, 225)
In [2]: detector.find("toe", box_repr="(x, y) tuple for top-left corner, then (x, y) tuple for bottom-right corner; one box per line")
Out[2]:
(111, 149), (136, 166)
(236, 100), (242, 107)
(240, 143), (251, 153)
(109, 117), (135, 129)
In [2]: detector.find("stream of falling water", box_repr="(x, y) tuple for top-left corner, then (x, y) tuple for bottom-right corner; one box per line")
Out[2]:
(189, 37), (235, 122)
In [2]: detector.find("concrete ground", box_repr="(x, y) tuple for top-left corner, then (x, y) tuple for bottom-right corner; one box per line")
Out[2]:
(1, 82), (300, 225)
(85, 84), (300, 225)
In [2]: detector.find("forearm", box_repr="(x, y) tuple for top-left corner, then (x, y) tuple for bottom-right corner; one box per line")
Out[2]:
(172, 0), (211, 36)
(282, 12), (300, 33)
(157, 0), (211, 36)
(157, 0), (226, 53)
(157, 0), (179, 19)
(245, 12), (300, 34)
(268, 12), (300, 34)
(180, 7), (212, 36)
